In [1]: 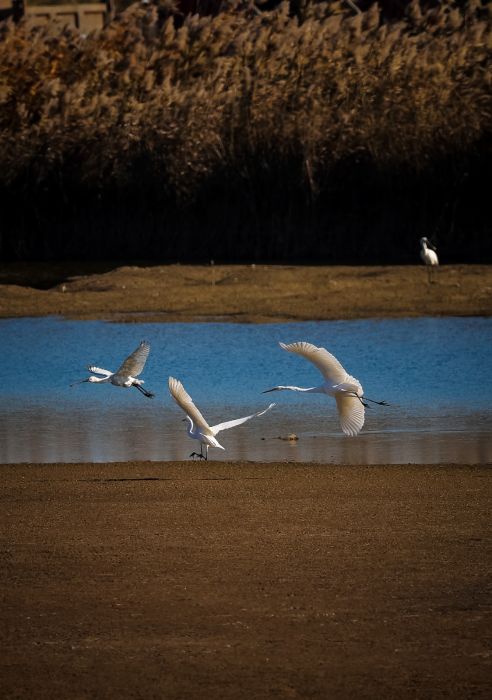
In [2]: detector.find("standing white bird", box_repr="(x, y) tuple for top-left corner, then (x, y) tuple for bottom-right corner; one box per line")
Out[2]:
(420, 237), (439, 283)
(169, 376), (275, 460)
(420, 237), (439, 266)
(71, 340), (154, 398)
(263, 342), (388, 437)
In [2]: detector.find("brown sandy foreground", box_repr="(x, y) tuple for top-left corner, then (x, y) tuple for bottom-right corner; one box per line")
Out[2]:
(0, 263), (491, 321)
(1, 461), (490, 699)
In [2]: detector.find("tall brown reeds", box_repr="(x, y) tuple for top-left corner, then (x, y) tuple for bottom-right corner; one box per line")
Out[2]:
(0, 0), (490, 262)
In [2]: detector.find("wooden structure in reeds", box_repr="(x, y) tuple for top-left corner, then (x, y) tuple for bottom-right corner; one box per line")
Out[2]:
(0, 0), (111, 31)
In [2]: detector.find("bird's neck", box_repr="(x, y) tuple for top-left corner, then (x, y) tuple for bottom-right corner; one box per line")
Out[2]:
(304, 385), (325, 394)
(185, 416), (194, 436)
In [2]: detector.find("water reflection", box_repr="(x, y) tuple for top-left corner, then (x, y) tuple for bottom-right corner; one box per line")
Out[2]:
(0, 403), (490, 464)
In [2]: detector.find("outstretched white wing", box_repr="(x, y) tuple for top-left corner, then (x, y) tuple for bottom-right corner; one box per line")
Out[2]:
(114, 341), (150, 379)
(335, 394), (365, 437)
(88, 366), (112, 377)
(211, 403), (275, 435)
(280, 342), (348, 384)
(168, 377), (211, 432)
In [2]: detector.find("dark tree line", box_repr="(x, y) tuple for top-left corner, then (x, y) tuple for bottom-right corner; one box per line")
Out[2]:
(0, 0), (490, 262)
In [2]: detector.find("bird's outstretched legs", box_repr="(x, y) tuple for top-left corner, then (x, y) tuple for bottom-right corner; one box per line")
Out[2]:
(353, 394), (390, 408)
(365, 397), (390, 406)
(133, 383), (155, 398)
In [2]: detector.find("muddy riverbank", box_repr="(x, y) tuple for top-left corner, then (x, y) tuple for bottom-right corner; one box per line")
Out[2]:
(1, 461), (490, 699)
(0, 264), (490, 321)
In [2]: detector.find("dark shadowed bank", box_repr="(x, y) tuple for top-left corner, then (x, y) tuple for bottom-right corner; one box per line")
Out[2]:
(0, 0), (491, 262)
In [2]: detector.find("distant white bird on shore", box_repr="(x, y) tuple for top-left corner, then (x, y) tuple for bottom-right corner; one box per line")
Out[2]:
(169, 376), (275, 460)
(420, 237), (439, 266)
(263, 342), (388, 437)
(420, 237), (439, 283)
(71, 340), (154, 398)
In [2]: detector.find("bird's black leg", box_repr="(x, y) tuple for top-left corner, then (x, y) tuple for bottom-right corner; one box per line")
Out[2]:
(350, 391), (389, 407)
(133, 383), (155, 398)
(364, 397), (390, 406)
(350, 393), (370, 408)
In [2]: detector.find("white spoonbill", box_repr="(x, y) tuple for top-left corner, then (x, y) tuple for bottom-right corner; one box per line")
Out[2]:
(263, 342), (388, 437)
(420, 237), (439, 283)
(169, 376), (275, 460)
(420, 237), (439, 266)
(71, 340), (154, 398)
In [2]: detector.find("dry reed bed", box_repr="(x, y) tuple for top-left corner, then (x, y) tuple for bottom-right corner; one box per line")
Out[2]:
(0, 1), (490, 259)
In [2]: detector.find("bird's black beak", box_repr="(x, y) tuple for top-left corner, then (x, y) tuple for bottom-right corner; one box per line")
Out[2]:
(70, 378), (89, 387)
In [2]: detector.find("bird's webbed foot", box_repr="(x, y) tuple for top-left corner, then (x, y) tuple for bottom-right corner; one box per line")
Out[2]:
(190, 452), (206, 460)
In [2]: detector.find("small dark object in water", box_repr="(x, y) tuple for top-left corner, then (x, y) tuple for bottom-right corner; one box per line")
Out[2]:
(277, 433), (299, 442)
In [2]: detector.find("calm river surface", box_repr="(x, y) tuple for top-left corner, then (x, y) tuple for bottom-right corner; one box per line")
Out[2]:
(0, 317), (491, 464)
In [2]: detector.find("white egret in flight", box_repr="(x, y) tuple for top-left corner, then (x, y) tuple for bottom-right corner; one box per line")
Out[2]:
(71, 340), (154, 398)
(169, 376), (275, 460)
(263, 342), (388, 437)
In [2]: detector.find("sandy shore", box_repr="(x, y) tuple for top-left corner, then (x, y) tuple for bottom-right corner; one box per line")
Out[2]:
(1, 461), (490, 699)
(0, 263), (491, 321)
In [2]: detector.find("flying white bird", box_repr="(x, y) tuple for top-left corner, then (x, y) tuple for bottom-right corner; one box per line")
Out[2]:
(71, 340), (154, 398)
(263, 342), (388, 437)
(168, 376), (275, 460)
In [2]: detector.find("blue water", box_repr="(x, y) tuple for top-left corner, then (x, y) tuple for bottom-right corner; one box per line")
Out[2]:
(0, 317), (491, 463)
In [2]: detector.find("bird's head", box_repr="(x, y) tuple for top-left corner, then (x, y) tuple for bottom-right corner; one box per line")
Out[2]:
(420, 237), (437, 251)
